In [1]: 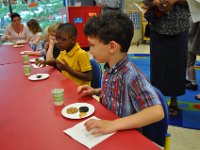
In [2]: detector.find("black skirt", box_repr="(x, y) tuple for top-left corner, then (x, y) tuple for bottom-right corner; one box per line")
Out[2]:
(150, 30), (188, 96)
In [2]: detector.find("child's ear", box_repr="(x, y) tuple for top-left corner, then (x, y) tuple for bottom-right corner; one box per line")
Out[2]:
(109, 41), (118, 53)
(71, 36), (76, 43)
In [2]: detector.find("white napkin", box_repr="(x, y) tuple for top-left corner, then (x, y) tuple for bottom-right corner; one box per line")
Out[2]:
(29, 57), (44, 63)
(20, 51), (30, 55)
(31, 63), (44, 68)
(63, 116), (115, 149)
(2, 42), (13, 45)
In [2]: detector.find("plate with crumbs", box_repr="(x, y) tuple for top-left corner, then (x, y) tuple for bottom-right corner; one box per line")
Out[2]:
(28, 73), (49, 81)
(61, 103), (95, 119)
(13, 45), (24, 48)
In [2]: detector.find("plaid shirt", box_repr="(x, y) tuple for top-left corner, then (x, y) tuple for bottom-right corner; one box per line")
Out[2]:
(100, 56), (161, 117)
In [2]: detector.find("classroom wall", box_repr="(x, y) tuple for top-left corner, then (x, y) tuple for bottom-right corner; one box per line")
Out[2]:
(125, 0), (143, 44)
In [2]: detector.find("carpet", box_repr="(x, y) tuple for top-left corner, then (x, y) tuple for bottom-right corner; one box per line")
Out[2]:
(128, 54), (200, 130)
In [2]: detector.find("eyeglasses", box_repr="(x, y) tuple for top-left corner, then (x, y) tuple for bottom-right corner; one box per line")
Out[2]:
(55, 36), (72, 42)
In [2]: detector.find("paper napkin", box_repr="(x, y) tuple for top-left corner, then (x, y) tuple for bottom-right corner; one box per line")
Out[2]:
(29, 57), (44, 63)
(63, 116), (115, 149)
(32, 63), (44, 68)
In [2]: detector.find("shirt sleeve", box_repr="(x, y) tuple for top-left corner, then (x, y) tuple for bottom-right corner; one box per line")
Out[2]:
(129, 73), (161, 112)
(1, 25), (11, 41)
(77, 52), (92, 72)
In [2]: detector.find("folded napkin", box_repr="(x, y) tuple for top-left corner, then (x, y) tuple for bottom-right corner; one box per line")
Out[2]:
(29, 57), (44, 63)
(63, 116), (115, 149)
(32, 63), (44, 68)
(2, 42), (13, 45)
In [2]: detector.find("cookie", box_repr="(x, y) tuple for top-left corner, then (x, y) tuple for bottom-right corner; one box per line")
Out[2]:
(79, 106), (89, 113)
(66, 107), (78, 114)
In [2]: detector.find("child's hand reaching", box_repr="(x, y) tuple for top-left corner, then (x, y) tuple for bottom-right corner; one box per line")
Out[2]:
(35, 58), (46, 67)
(49, 36), (56, 46)
(56, 59), (70, 71)
(84, 119), (117, 135)
(77, 85), (97, 96)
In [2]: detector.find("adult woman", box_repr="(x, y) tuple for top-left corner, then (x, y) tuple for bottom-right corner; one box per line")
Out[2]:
(145, 0), (190, 116)
(1, 13), (29, 44)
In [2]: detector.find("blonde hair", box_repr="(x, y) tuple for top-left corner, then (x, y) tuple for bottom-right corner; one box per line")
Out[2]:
(48, 22), (61, 33)
(43, 22), (61, 41)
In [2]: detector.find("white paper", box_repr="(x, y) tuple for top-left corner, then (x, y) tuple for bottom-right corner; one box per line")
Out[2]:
(29, 57), (44, 63)
(2, 42), (13, 45)
(31, 63), (44, 68)
(187, 0), (200, 23)
(63, 116), (115, 149)
(20, 51), (30, 55)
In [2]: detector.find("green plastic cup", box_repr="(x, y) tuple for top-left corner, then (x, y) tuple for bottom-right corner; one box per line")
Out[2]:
(22, 54), (29, 64)
(23, 65), (32, 76)
(13, 41), (16, 46)
(51, 88), (64, 106)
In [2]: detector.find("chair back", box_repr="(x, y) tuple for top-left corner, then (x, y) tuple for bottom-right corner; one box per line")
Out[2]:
(143, 87), (169, 147)
(90, 59), (102, 88)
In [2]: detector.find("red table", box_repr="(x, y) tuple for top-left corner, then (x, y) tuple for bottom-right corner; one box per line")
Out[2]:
(0, 44), (32, 65)
(0, 46), (160, 150)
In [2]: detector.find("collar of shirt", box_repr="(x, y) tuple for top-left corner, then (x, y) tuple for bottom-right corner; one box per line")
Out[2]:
(64, 43), (80, 57)
(104, 55), (129, 74)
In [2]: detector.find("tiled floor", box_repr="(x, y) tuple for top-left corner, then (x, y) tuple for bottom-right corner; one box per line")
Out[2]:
(129, 43), (200, 150)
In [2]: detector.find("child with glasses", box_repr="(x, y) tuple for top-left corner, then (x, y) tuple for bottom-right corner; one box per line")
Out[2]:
(36, 23), (92, 86)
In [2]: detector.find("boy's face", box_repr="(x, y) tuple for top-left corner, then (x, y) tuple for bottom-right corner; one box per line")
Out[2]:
(88, 36), (110, 63)
(55, 30), (74, 52)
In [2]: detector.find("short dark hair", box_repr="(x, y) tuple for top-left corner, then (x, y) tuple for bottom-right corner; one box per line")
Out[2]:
(11, 13), (21, 22)
(84, 12), (134, 52)
(56, 23), (77, 38)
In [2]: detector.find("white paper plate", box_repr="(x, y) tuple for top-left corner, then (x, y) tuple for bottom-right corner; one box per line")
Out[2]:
(13, 45), (24, 48)
(28, 73), (49, 81)
(61, 103), (95, 119)
(16, 40), (26, 44)
(20, 51), (30, 55)
(29, 57), (44, 63)
(2, 42), (13, 45)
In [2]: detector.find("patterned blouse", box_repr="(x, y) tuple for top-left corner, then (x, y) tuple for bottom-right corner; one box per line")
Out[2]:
(150, 4), (190, 35)
(100, 56), (161, 118)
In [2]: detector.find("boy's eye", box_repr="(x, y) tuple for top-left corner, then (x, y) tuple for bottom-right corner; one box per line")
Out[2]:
(56, 36), (72, 42)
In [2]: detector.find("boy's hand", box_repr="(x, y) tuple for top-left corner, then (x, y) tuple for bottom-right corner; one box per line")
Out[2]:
(49, 36), (56, 46)
(56, 59), (69, 71)
(84, 119), (116, 135)
(35, 58), (46, 67)
(77, 85), (96, 96)
(44, 42), (49, 52)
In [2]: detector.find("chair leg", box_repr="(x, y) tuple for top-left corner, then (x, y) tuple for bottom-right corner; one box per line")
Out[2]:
(164, 133), (171, 150)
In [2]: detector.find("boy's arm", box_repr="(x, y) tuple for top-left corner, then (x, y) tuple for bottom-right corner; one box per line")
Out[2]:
(56, 59), (92, 81)
(46, 37), (56, 61)
(31, 33), (42, 45)
(113, 104), (164, 131)
(1, 26), (11, 42)
(35, 59), (56, 67)
(85, 104), (164, 135)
